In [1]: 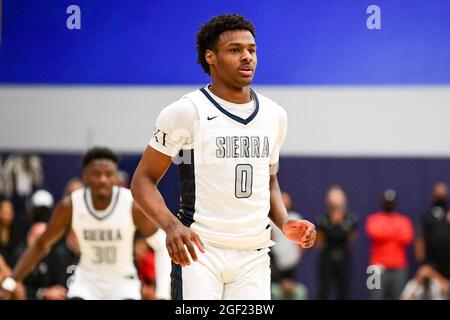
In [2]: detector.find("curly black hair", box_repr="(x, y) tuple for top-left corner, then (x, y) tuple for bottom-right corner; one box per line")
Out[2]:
(196, 14), (256, 75)
(82, 147), (119, 168)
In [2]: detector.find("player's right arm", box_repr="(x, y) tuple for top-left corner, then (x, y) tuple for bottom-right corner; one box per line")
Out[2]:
(0, 198), (71, 298)
(131, 146), (204, 267)
(131, 99), (205, 267)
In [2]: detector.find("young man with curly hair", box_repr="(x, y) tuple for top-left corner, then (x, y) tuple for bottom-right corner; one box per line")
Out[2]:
(132, 14), (316, 300)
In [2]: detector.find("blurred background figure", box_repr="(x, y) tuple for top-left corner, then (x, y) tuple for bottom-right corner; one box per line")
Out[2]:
(135, 237), (157, 300)
(11, 222), (67, 300)
(117, 170), (130, 188)
(365, 189), (414, 300)
(63, 178), (84, 197)
(0, 196), (20, 268)
(316, 185), (357, 300)
(400, 264), (450, 300)
(415, 182), (450, 282)
(270, 191), (308, 300)
(49, 178), (83, 292)
(14, 189), (55, 248)
(28, 189), (54, 224)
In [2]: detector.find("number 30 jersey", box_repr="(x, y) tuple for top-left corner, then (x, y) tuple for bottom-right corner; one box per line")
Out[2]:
(71, 186), (137, 276)
(150, 87), (287, 250)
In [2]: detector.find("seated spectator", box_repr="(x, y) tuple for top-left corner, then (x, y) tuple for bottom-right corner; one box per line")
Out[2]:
(270, 192), (304, 283)
(401, 264), (450, 300)
(271, 268), (309, 300)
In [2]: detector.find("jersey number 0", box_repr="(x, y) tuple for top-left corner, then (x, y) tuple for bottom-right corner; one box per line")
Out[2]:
(235, 164), (253, 198)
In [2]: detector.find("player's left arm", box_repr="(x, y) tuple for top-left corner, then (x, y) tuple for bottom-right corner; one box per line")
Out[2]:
(267, 106), (315, 248)
(268, 173), (316, 249)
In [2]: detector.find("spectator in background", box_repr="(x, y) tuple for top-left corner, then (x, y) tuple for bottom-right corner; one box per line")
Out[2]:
(316, 185), (357, 300)
(14, 189), (55, 243)
(270, 192), (308, 300)
(63, 178), (84, 197)
(135, 237), (157, 300)
(12, 189), (75, 299)
(11, 223), (67, 300)
(401, 264), (449, 300)
(0, 197), (21, 267)
(52, 179), (84, 292)
(48, 177), (83, 289)
(415, 182), (450, 281)
(28, 189), (54, 224)
(366, 189), (414, 300)
(117, 170), (130, 188)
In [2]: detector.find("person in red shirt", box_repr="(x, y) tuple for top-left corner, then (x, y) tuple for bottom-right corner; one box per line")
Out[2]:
(365, 189), (414, 300)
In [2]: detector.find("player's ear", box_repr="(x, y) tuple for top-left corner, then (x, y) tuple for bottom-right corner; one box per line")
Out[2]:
(205, 49), (215, 66)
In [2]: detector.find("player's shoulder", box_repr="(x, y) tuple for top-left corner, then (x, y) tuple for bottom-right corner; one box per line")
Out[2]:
(253, 90), (287, 119)
(159, 94), (197, 120)
(118, 186), (133, 199)
(70, 187), (85, 202)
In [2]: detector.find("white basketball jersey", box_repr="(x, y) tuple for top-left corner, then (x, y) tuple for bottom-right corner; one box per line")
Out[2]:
(71, 186), (137, 276)
(176, 88), (286, 250)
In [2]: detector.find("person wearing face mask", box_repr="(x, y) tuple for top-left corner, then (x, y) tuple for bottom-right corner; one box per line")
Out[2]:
(316, 185), (358, 300)
(415, 183), (450, 282)
(365, 189), (414, 300)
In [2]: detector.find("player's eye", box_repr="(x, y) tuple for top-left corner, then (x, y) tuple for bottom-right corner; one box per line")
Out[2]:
(91, 171), (101, 178)
(230, 48), (240, 53)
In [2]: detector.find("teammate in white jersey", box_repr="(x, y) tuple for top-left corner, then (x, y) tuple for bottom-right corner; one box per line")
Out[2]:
(131, 14), (316, 300)
(0, 147), (171, 300)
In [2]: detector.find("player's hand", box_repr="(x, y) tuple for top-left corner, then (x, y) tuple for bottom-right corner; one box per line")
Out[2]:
(282, 219), (316, 248)
(165, 222), (205, 267)
(0, 288), (11, 300)
(42, 285), (67, 300)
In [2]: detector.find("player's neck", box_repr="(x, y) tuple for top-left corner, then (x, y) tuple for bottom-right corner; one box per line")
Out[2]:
(209, 82), (251, 104)
(91, 195), (112, 211)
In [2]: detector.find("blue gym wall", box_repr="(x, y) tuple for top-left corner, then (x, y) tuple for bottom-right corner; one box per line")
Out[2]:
(2, 0), (450, 84)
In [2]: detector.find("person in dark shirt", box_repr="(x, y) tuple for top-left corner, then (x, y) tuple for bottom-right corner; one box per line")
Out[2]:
(316, 185), (357, 300)
(0, 197), (21, 267)
(11, 223), (68, 299)
(415, 182), (450, 280)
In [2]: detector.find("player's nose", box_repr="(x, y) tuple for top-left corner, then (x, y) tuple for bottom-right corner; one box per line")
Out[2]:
(241, 49), (253, 62)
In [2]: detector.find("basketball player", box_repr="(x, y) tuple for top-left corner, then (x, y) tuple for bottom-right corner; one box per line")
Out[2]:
(131, 14), (316, 300)
(0, 147), (170, 300)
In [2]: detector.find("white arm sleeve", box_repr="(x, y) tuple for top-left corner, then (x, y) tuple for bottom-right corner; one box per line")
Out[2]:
(145, 229), (172, 300)
(149, 98), (197, 157)
(270, 106), (288, 165)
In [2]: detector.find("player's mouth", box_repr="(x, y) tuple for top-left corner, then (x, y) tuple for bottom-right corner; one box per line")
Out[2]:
(238, 65), (254, 77)
(96, 186), (109, 195)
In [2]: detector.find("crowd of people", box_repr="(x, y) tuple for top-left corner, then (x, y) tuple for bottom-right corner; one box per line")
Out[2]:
(269, 183), (450, 300)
